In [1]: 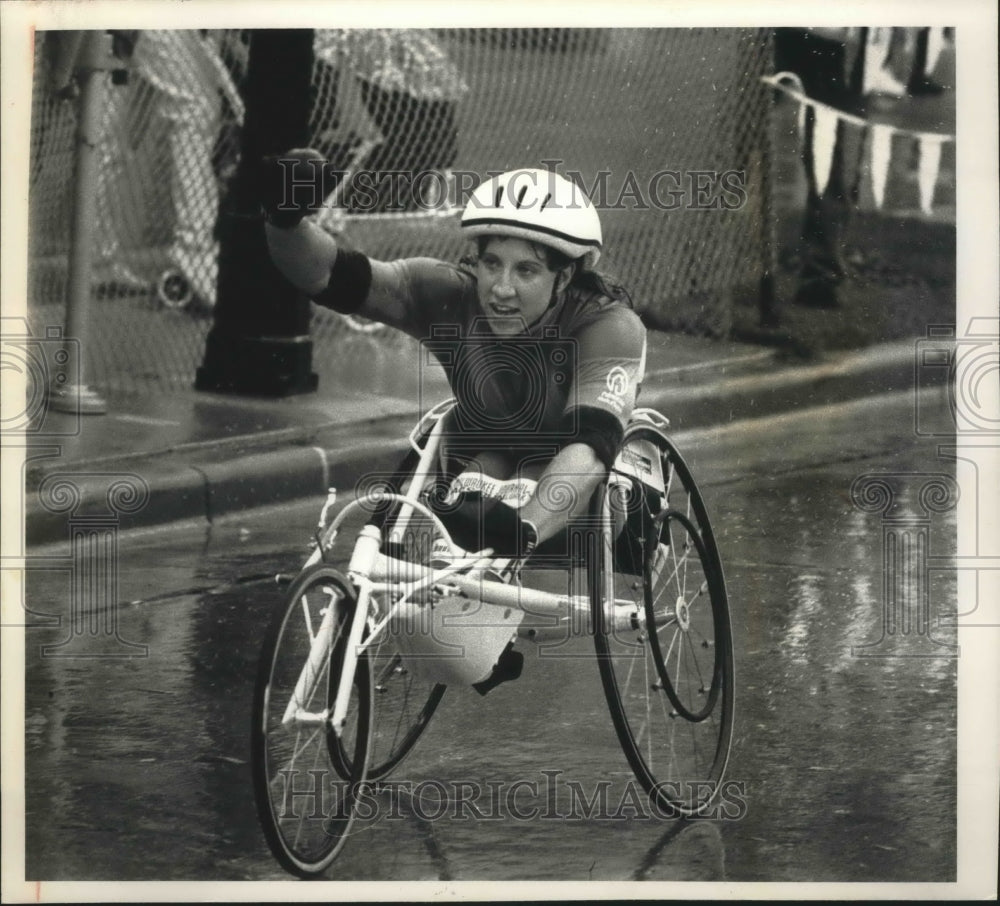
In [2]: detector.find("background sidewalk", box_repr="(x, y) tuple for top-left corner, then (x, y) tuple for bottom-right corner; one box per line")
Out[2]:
(23, 328), (947, 546)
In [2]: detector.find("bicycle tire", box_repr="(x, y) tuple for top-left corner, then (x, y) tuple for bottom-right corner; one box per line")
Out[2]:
(252, 565), (372, 877)
(591, 424), (734, 816)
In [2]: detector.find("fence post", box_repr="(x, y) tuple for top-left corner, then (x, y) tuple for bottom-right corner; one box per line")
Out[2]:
(195, 29), (318, 397)
(758, 30), (780, 329)
(48, 32), (119, 416)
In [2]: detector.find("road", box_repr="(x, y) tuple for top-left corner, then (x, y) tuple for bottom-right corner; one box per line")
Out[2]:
(21, 386), (959, 884)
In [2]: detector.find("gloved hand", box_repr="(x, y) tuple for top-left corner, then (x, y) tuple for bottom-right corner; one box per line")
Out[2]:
(438, 492), (539, 560)
(258, 148), (342, 228)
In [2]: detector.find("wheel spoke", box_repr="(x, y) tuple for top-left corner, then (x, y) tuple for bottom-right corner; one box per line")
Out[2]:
(661, 622), (681, 668)
(372, 648), (401, 687)
(674, 622), (687, 699)
(658, 551), (686, 592)
(687, 579), (709, 608)
(669, 526), (681, 588)
(301, 596), (315, 643)
(277, 722), (326, 776)
(681, 629), (709, 707)
(621, 634), (640, 699)
(680, 538), (691, 601)
(291, 725), (329, 847)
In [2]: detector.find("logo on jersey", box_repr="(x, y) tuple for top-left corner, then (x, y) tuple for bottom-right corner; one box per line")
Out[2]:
(605, 366), (630, 396)
(598, 365), (632, 413)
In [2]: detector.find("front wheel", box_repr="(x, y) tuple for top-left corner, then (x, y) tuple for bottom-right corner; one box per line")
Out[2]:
(252, 565), (372, 877)
(591, 426), (734, 816)
(359, 441), (451, 783)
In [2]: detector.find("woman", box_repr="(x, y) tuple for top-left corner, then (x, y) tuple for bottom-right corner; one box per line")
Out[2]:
(262, 154), (647, 567)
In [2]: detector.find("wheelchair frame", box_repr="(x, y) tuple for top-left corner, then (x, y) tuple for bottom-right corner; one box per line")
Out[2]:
(252, 400), (735, 877)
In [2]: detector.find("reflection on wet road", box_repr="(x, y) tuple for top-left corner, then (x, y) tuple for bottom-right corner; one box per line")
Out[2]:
(24, 390), (957, 882)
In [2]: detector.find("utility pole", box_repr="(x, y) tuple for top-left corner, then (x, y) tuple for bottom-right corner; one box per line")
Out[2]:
(196, 29), (318, 396)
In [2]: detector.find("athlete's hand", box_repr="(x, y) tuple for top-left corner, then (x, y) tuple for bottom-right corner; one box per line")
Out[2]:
(258, 148), (342, 228)
(439, 491), (538, 559)
(483, 502), (539, 560)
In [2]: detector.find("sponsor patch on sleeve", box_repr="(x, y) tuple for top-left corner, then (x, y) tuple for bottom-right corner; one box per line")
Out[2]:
(597, 364), (633, 414)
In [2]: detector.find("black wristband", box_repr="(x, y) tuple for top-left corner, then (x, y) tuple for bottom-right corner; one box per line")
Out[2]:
(312, 248), (373, 314)
(437, 490), (487, 552)
(561, 405), (625, 470)
(482, 501), (525, 556)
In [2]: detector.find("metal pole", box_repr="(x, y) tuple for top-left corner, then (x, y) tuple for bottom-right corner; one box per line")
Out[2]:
(49, 32), (111, 415)
(758, 28), (780, 329)
(195, 29), (318, 396)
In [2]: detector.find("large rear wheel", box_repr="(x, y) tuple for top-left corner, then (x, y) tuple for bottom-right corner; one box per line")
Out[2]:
(591, 425), (734, 815)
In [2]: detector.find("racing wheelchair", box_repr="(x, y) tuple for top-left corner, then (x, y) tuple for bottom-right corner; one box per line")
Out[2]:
(251, 400), (734, 877)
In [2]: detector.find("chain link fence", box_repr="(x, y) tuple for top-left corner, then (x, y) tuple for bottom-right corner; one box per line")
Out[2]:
(28, 28), (775, 394)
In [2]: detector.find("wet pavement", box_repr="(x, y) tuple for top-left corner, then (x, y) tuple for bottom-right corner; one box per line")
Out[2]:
(23, 389), (958, 886)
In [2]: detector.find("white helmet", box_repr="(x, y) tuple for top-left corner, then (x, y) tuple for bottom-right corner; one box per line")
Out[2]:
(461, 168), (603, 269)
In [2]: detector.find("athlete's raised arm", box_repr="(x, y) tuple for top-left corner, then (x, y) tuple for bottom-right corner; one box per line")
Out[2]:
(260, 148), (421, 329)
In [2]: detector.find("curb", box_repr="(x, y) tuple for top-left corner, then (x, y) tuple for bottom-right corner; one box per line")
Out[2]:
(25, 438), (409, 547)
(25, 340), (945, 546)
(641, 339), (931, 431)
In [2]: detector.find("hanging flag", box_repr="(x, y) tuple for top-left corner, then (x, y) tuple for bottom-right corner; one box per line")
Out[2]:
(771, 71), (809, 139)
(842, 27), (863, 87)
(925, 27), (945, 77)
(760, 73), (955, 217)
(862, 27), (893, 95)
(797, 98), (809, 141)
(917, 134), (943, 215)
(811, 106), (838, 196)
(869, 124), (893, 209)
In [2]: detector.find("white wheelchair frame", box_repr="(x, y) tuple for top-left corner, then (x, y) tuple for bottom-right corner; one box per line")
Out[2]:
(296, 399), (673, 735)
(253, 398), (734, 878)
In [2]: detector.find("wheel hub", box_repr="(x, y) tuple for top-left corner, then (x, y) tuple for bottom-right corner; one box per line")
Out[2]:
(675, 596), (690, 631)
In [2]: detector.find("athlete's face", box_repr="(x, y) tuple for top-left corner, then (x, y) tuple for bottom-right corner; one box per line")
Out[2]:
(475, 237), (571, 336)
